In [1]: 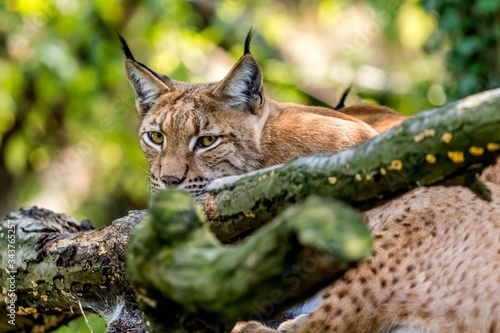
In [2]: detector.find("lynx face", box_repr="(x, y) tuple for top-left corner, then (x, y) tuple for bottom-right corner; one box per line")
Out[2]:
(137, 81), (266, 198)
(120, 34), (270, 199)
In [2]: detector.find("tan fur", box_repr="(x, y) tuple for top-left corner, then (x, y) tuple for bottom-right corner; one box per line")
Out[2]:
(122, 37), (500, 333)
(481, 157), (500, 185)
(338, 104), (408, 133)
(260, 101), (380, 167)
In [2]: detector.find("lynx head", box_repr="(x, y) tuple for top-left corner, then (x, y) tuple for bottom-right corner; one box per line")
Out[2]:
(120, 32), (267, 198)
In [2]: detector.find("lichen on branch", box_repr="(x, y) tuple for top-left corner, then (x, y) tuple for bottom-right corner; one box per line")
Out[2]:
(203, 88), (500, 243)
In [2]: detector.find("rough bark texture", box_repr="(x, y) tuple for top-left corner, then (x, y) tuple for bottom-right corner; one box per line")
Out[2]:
(203, 88), (500, 242)
(0, 207), (147, 333)
(128, 191), (372, 332)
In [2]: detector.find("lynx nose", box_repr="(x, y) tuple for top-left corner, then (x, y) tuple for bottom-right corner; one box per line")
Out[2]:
(161, 175), (181, 187)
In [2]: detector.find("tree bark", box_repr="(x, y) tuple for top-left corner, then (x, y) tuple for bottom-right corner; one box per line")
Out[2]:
(0, 207), (146, 333)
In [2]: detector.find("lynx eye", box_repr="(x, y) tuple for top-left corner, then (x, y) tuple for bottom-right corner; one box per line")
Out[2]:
(147, 132), (164, 145)
(198, 135), (218, 148)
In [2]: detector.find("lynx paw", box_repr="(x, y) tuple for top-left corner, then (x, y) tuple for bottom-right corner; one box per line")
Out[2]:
(232, 321), (277, 333)
(231, 314), (310, 333)
(277, 314), (309, 332)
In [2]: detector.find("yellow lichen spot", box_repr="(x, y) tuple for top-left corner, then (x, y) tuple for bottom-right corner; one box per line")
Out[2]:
(442, 133), (452, 144)
(244, 211), (255, 218)
(97, 245), (107, 255)
(424, 129), (435, 137)
(355, 174), (362, 181)
(425, 154), (436, 164)
(31, 281), (38, 288)
(18, 306), (38, 316)
(40, 294), (48, 301)
(414, 133), (425, 142)
(60, 290), (72, 298)
(486, 142), (500, 152)
(447, 151), (465, 163)
(468, 146), (484, 156)
(415, 129), (435, 142)
(380, 167), (387, 175)
(328, 176), (337, 185)
(366, 174), (372, 181)
(388, 160), (403, 171)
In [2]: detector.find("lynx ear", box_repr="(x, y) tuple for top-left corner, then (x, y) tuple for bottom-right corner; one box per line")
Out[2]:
(213, 54), (264, 112)
(125, 60), (173, 115)
(118, 34), (172, 115)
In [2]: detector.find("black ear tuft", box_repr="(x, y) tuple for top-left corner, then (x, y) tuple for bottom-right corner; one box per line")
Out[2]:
(120, 35), (174, 116)
(244, 28), (255, 55)
(333, 85), (352, 110)
(117, 33), (136, 61)
(118, 34), (173, 88)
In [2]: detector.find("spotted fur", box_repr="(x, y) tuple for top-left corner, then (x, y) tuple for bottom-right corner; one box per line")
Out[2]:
(232, 183), (500, 333)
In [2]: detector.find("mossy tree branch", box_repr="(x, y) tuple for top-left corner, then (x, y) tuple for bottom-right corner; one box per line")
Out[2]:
(203, 88), (500, 242)
(128, 191), (373, 332)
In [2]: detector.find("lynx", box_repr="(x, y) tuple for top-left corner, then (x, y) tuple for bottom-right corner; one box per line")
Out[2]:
(121, 32), (500, 333)
(120, 32), (378, 199)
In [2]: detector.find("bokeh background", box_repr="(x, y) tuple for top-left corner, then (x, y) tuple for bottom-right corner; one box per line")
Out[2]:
(1, 0), (499, 331)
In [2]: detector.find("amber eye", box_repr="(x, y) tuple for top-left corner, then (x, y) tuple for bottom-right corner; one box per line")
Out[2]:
(198, 135), (217, 148)
(148, 132), (164, 145)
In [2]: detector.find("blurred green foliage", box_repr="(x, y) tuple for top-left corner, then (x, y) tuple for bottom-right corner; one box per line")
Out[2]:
(423, 0), (500, 98)
(51, 314), (106, 333)
(0, 1), (498, 330)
